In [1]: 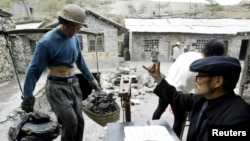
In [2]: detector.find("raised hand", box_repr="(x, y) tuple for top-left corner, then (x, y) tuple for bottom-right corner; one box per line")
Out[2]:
(142, 62), (163, 84)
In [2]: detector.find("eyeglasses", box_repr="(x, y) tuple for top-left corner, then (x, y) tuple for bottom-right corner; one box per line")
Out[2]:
(195, 74), (213, 82)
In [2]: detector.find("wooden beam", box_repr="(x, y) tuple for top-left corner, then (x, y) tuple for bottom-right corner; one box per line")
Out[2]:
(0, 28), (103, 36)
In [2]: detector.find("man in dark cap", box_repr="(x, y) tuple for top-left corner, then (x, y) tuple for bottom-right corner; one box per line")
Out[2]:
(152, 39), (226, 138)
(143, 56), (250, 141)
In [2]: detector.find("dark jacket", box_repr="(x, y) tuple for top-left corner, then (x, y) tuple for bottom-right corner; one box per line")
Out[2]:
(154, 79), (250, 141)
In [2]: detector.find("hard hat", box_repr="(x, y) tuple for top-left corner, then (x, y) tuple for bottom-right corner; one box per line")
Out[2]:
(176, 42), (180, 45)
(58, 4), (87, 27)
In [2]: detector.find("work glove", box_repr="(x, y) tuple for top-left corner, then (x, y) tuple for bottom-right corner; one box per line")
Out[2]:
(21, 96), (35, 113)
(89, 79), (101, 91)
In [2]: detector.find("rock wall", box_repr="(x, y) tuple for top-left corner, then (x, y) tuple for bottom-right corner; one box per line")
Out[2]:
(0, 36), (15, 84)
(0, 16), (16, 84)
(0, 15), (41, 85)
(0, 16), (15, 30)
(10, 34), (42, 74)
(20, 34), (41, 66)
(9, 35), (26, 73)
(0, 34), (40, 84)
(240, 43), (250, 105)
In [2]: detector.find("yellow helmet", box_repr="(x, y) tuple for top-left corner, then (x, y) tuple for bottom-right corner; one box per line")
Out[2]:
(58, 4), (87, 26)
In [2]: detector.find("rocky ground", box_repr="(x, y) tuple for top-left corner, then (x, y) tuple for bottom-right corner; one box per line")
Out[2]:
(0, 59), (177, 141)
(0, 57), (245, 141)
(43, 60), (177, 141)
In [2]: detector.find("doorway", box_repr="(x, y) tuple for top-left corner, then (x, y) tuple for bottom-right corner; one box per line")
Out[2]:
(239, 40), (248, 60)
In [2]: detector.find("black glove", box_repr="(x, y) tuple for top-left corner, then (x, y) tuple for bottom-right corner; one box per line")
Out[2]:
(21, 96), (35, 113)
(89, 79), (101, 91)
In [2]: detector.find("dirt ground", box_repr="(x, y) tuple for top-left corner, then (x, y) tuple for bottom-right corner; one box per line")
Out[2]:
(0, 59), (177, 141)
(0, 58), (244, 141)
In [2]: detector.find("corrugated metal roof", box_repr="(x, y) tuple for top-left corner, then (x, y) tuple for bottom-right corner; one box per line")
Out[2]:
(125, 18), (250, 34)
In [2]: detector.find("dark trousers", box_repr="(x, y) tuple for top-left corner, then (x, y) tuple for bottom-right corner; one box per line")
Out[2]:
(152, 97), (186, 137)
(45, 80), (84, 141)
(152, 97), (168, 119)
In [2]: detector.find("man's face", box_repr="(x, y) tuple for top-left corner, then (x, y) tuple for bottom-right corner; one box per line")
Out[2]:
(194, 73), (215, 96)
(64, 23), (82, 37)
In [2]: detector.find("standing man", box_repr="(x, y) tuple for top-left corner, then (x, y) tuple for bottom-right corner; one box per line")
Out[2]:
(21, 4), (100, 141)
(152, 39), (226, 137)
(172, 42), (181, 62)
(189, 43), (197, 52)
(151, 45), (159, 63)
(182, 43), (189, 53)
(143, 56), (250, 141)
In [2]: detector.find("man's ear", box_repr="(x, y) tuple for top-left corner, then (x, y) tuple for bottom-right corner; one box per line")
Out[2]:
(214, 76), (223, 88)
